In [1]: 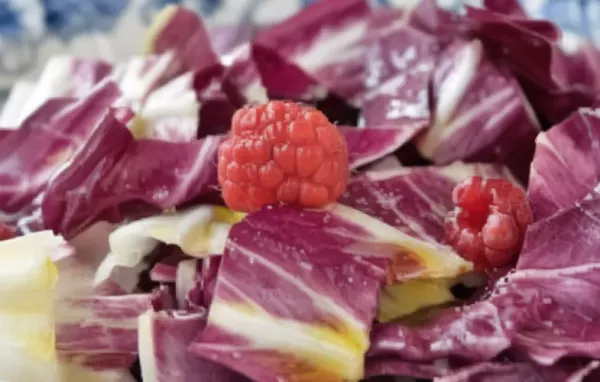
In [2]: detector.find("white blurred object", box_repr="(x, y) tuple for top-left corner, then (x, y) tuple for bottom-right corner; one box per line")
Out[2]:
(0, 80), (34, 127)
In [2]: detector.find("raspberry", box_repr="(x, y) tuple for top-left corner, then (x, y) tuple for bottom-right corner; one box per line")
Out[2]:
(443, 176), (533, 270)
(0, 222), (15, 241)
(218, 101), (349, 212)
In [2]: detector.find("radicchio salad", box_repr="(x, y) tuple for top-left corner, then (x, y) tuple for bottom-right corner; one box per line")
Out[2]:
(2, 0), (600, 381)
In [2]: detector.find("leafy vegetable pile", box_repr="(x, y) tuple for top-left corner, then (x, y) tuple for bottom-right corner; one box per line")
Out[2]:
(1, 0), (600, 381)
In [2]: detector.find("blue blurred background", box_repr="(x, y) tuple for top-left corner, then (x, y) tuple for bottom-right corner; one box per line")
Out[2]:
(0, 0), (597, 92)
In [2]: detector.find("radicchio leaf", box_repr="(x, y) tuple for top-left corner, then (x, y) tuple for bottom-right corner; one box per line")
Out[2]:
(416, 38), (540, 182)
(40, 111), (225, 238)
(144, 5), (220, 76)
(528, 108), (600, 221)
(129, 72), (200, 142)
(340, 162), (513, 283)
(59, 363), (135, 382)
(0, 231), (63, 382)
(190, 205), (392, 381)
(252, 0), (371, 105)
(465, 6), (596, 125)
(56, 288), (172, 370)
(367, 195), (600, 377)
(138, 309), (249, 382)
(362, 24), (437, 132)
(17, 56), (112, 126)
(341, 126), (417, 169)
(0, 81), (35, 127)
(149, 250), (189, 283)
(0, 80), (121, 225)
(436, 360), (599, 382)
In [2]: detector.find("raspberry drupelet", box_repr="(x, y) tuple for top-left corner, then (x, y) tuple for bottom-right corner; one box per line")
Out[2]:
(443, 176), (533, 270)
(218, 101), (349, 212)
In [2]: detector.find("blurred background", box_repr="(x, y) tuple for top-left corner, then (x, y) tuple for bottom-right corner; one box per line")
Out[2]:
(0, 0), (597, 98)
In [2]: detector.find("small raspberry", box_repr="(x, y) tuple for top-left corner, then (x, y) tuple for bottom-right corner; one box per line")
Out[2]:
(0, 222), (15, 241)
(443, 176), (533, 270)
(218, 101), (349, 212)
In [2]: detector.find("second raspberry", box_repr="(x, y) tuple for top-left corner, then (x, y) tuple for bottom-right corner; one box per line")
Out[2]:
(218, 101), (349, 212)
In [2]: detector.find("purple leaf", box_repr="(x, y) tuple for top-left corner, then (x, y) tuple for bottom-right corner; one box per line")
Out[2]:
(190, 205), (390, 381)
(436, 360), (599, 382)
(367, 196), (600, 377)
(341, 162), (515, 242)
(528, 108), (600, 221)
(144, 6), (220, 76)
(0, 80), (121, 225)
(56, 288), (172, 370)
(416, 38), (539, 182)
(362, 25), (437, 132)
(41, 110), (224, 238)
(252, 0), (371, 105)
(138, 309), (249, 382)
(341, 126), (418, 169)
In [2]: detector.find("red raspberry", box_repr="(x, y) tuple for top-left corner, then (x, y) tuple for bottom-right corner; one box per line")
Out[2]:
(0, 222), (15, 241)
(218, 101), (349, 212)
(443, 176), (533, 270)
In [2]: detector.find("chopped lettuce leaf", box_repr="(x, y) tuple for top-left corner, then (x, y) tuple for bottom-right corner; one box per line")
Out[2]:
(59, 363), (135, 382)
(109, 205), (243, 261)
(127, 72), (200, 142)
(341, 126), (418, 169)
(0, 231), (62, 382)
(362, 24), (435, 131)
(333, 204), (471, 283)
(41, 110), (225, 238)
(175, 259), (200, 308)
(144, 5), (220, 76)
(465, 6), (596, 125)
(340, 163), (515, 283)
(186, 255), (222, 310)
(378, 279), (454, 322)
(252, 0), (371, 104)
(138, 309), (248, 382)
(435, 360), (600, 382)
(0, 80), (121, 225)
(94, 206), (242, 292)
(190, 205), (390, 381)
(528, 108), (600, 221)
(149, 250), (188, 283)
(19, 56), (112, 124)
(56, 288), (172, 370)
(368, 195), (600, 376)
(416, 38), (539, 181)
